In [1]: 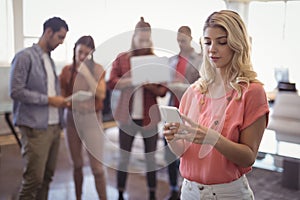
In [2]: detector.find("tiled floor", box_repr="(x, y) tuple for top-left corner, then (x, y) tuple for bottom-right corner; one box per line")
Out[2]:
(0, 127), (172, 200)
(1, 126), (300, 200)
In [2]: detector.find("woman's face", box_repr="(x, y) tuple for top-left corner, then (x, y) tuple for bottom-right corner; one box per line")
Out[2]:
(203, 27), (234, 70)
(75, 44), (93, 64)
(133, 30), (152, 50)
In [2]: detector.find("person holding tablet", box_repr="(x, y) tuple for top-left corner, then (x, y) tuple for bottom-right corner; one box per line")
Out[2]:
(59, 35), (107, 200)
(108, 17), (167, 200)
(163, 10), (269, 199)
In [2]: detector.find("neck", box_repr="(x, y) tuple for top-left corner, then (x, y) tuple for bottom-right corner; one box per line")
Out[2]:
(132, 48), (152, 56)
(37, 38), (49, 53)
(217, 68), (227, 80)
(75, 62), (82, 69)
(179, 47), (193, 58)
(215, 69), (231, 92)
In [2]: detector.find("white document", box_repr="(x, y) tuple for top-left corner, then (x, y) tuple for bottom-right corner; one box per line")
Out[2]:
(130, 55), (171, 85)
(65, 90), (93, 102)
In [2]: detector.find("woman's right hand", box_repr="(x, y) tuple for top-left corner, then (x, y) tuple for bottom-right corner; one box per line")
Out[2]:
(163, 122), (180, 143)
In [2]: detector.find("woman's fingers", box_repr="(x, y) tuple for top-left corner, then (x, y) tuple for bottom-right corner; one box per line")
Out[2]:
(163, 122), (180, 130)
(177, 123), (196, 135)
(174, 125), (204, 144)
(163, 130), (176, 142)
(174, 132), (197, 143)
(163, 122), (181, 142)
(181, 114), (198, 128)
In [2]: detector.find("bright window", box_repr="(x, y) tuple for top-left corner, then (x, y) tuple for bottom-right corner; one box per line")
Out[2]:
(248, 1), (300, 91)
(0, 0), (14, 65)
(23, 0), (225, 71)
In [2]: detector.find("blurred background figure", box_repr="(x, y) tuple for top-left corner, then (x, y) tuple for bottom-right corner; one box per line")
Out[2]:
(164, 26), (202, 200)
(59, 35), (107, 200)
(108, 17), (167, 200)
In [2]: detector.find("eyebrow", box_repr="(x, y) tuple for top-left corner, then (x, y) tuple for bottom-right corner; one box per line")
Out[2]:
(204, 36), (227, 40)
(58, 35), (66, 40)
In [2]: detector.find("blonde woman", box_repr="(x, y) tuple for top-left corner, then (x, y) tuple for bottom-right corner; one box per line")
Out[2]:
(163, 10), (269, 199)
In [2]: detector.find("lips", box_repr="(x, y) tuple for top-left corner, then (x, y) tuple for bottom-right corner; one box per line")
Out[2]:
(210, 56), (220, 62)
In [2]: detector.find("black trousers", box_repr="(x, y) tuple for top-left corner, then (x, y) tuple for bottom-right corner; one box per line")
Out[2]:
(164, 137), (179, 188)
(117, 120), (158, 191)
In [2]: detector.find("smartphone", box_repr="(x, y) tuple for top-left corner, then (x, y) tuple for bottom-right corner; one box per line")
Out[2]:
(159, 105), (183, 123)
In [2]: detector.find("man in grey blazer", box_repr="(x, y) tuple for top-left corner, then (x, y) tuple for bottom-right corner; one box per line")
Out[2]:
(165, 26), (202, 200)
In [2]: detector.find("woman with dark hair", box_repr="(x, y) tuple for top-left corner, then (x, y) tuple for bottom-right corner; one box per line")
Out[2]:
(60, 35), (107, 200)
(108, 17), (167, 200)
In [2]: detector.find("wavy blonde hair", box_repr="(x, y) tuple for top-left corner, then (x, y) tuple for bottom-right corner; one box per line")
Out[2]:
(194, 10), (261, 100)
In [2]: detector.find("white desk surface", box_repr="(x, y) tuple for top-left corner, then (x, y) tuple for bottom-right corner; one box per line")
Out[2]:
(0, 102), (12, 114)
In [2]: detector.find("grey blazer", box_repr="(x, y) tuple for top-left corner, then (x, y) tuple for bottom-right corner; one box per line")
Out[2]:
(168, 51), (203, 104)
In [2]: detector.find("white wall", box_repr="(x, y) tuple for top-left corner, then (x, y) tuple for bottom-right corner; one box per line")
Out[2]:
(0, 66), (13, 135)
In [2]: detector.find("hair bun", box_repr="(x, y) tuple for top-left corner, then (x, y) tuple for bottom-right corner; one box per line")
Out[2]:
(135, 16), (151, 30)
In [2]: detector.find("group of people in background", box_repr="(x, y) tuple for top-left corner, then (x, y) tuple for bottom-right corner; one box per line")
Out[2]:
(9, 9), (269, 200)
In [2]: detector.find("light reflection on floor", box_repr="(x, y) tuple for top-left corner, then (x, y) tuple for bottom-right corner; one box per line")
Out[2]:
(254, 129), (300, 171)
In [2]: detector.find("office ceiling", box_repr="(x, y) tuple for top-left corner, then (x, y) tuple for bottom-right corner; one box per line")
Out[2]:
(225, 0), (300, 2)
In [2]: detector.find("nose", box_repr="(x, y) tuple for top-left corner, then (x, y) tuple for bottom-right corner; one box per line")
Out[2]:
(209, 42), (217, 53)
(59, 38), (64, 45)
(79, 54), (86, 62)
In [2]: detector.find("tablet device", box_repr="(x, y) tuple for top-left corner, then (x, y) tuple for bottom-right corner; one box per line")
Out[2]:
(130, 55), (171, 85)
(65, 90), (93, 102)
(159, 105), (183, 123)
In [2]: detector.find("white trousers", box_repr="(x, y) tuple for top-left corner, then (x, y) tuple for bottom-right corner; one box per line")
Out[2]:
(181, 175), (254, 200)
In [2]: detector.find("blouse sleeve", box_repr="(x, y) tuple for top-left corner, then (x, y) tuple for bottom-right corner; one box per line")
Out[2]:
(240, 83), (269, 131)
(108, 53), (122, 90)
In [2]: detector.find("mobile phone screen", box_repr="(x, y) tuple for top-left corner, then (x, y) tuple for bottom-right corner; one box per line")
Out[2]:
(159, 105), (183, 123)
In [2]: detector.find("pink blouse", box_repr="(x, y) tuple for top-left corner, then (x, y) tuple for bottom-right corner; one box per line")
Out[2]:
(178, 82), (269, 184)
